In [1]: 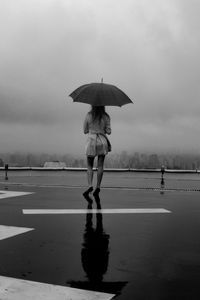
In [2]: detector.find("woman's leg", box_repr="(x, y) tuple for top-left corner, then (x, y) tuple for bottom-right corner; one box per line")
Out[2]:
(96, 155), (105, 189)
(87, 156), (95, 188)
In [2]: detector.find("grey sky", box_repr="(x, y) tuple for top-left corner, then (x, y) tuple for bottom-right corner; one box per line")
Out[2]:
(0, 0), (200, 154)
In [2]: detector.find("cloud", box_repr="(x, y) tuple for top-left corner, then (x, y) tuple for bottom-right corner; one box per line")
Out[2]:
(0, 0), (200, 154)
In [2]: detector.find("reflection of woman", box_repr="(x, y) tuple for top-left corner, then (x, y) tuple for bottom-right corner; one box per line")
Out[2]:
(81, 210), (110, 286)
(83, 106), (111, 196)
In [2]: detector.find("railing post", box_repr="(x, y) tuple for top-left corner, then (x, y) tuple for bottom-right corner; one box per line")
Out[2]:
(161, 165), (165, 180)
(160, 165), (165, 193)
(5, 164), (9, 180)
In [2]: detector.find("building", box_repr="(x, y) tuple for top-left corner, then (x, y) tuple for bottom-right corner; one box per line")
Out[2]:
(43, 161), (66, 168)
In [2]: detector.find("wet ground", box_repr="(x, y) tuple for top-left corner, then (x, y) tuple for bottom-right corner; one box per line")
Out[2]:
(0, 171), (200, 299)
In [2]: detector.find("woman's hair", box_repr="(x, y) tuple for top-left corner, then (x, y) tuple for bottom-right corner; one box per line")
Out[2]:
(89, 106), (110, 122)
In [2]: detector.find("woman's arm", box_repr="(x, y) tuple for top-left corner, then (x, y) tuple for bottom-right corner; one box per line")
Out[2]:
(105, 115), (111, 135)
(83, 114), (89, 134)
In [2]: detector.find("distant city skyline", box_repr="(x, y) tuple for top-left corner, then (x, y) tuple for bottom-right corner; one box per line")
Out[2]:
(1, 151), (200, 170)
(0, 0), (200, 155)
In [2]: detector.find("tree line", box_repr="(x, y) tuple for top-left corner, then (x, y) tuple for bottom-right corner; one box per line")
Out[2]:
(1, 151), (200, 170)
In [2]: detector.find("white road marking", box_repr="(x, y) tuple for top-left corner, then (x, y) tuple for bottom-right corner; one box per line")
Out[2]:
(0, 191), (33, 199)
(23, 208), (171, 214)
(0, 225), (34, 240)
(0, 276), (115, 300)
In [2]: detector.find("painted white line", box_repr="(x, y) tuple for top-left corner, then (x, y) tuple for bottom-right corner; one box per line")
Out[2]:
(0, 191), (33, 199)
(0, 225), (34, 240)
(0, 276), (115, 300)
(23, 208), (171, 214)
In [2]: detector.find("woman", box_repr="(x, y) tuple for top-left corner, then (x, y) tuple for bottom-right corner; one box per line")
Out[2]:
(83, 106), (111, 196)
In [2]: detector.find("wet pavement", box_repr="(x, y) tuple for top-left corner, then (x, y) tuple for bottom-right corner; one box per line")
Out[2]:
(0, 172), (200, 299)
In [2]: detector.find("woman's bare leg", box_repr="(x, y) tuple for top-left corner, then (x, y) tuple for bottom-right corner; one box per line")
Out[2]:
(96, 155), (105, 189)
(87, 156), (95, 188)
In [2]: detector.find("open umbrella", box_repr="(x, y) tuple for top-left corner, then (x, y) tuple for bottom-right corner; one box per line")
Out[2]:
(69, 82), (133, 107)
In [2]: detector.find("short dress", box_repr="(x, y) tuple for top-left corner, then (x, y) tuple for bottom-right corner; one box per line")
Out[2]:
(83, 113), (111, 157)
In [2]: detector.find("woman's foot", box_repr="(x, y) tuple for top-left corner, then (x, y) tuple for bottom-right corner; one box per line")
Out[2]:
(83, 186), (93, 197)
(83, 193), (93, 204)
(93, 187), (100, 196)
(93, 194), (101, 209)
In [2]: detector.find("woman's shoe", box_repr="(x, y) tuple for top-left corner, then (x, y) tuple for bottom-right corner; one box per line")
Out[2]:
(94, 194), (101, 209)
(83, 193), (93, 205)
(83, 186), (93, 197)
(93, 188), (100, 196)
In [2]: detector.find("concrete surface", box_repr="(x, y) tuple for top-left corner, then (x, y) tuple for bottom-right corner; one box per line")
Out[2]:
(0, 172), (199, 299)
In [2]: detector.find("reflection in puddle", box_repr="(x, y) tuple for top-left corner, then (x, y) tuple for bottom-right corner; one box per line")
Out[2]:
(160, 178), (165, 195)
(69, 194), (127, 296)
(82, 205), (109, 287)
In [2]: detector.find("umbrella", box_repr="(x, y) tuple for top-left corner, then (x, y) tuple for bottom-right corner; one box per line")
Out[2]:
(69, 82), (133, 107)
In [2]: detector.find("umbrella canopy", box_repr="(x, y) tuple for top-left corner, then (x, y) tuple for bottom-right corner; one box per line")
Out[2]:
(69, 82), (133, 107)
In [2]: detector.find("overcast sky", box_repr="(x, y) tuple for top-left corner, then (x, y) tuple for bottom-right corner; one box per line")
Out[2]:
(0, 0), (200, 155)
